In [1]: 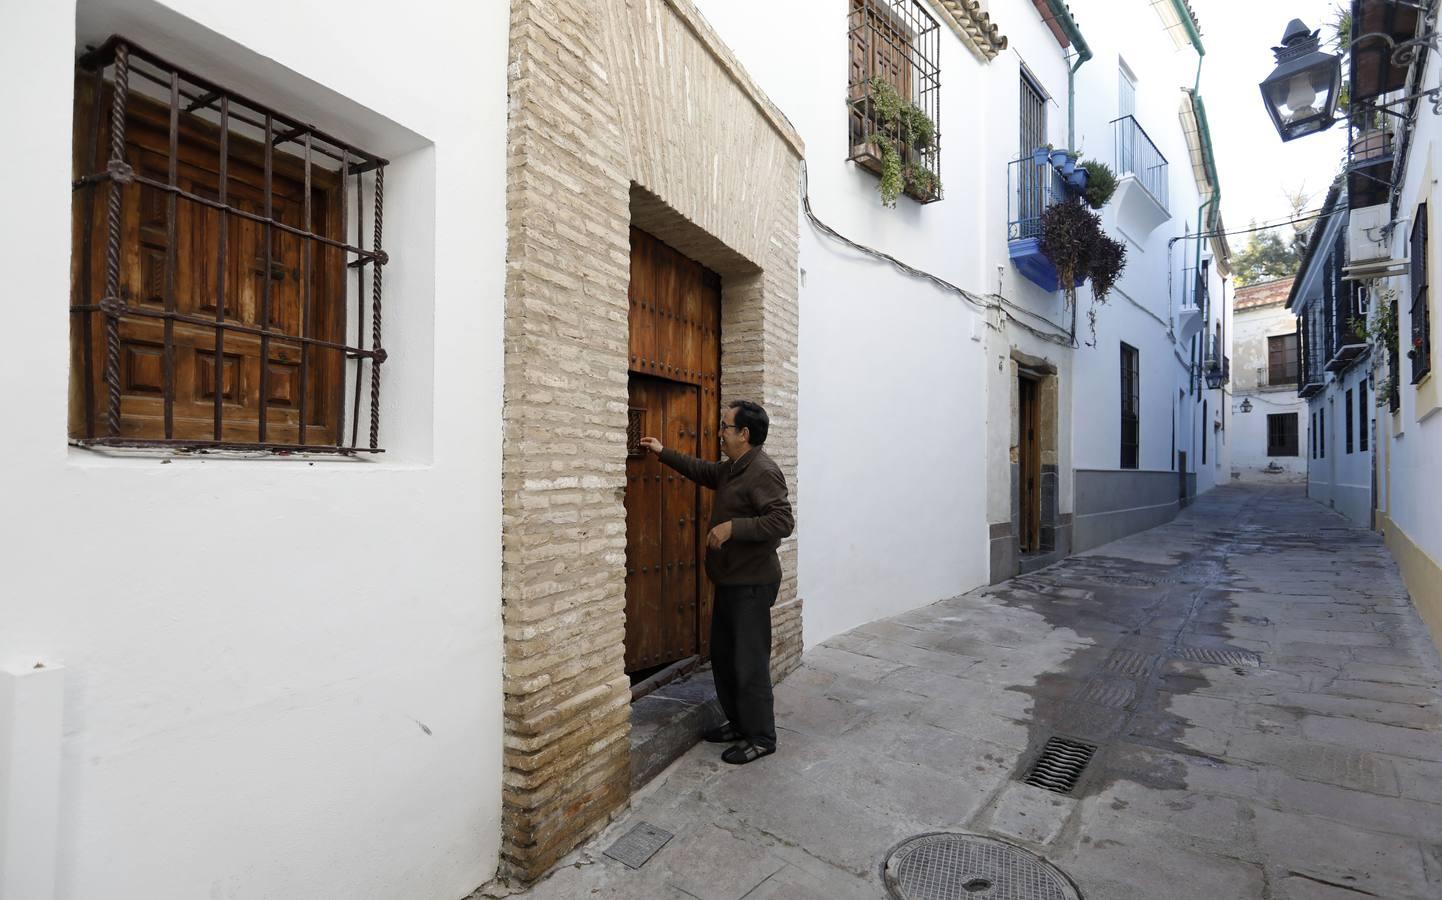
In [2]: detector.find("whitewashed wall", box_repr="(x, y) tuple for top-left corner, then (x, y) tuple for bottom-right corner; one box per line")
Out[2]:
(1307, 366), (1374, 525)
(982, 2), (1076, 537)
(1232, 301), (1308, 482)
(692, 0), (995, 647)
(1067, 0), (1201, 479)
(1380, 59), (1442, 567)
(0, 1), (507, 898)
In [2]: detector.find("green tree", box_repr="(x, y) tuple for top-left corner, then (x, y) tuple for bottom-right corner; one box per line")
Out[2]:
(1231, 222), (1300, 286)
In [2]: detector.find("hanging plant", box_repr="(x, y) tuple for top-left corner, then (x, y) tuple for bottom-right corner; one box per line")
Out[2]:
(865, 77), (942, 205)
(1079, 159), (1118, 210)
(1039, 198), (1129, 344)
(868, 134), (905, 206)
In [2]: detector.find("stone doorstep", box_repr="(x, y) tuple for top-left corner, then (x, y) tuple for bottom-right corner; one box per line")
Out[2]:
(1019, 547), (1068, 575)
(630, 666), (727, 793)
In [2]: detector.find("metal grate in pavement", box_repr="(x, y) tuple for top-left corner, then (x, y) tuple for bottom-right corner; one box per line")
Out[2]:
(1075, 676), (1137, 710)
(1103, 648), (1157, 677)
(602, 821), (673, 869)
(1175, 645), (1262, 668)
(883, 832), (1081, 900)
(1021, 736), (1097, 795)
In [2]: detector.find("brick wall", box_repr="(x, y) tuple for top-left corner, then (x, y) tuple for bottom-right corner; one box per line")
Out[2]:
(502, 0), (803, 881)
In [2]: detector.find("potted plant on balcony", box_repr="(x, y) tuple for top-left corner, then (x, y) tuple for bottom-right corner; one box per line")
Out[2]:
(1079, 160), (1117, 210)
(857, 76), (942, 207)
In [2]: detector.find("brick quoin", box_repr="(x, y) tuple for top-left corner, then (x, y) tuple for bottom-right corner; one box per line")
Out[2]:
(501, 0), (803, 881)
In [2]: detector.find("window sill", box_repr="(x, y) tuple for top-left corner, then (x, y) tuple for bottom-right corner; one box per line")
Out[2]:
(65, 444), (429, 471)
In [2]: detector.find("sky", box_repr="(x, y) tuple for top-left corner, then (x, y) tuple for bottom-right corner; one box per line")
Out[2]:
(1198, 0), (1349, 247)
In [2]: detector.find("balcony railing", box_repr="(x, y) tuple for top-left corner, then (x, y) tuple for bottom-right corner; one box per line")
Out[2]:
(1007, 156), (1069, 241)
(1181, 266), (1208, 310)
(1111, 115), (1168, 212)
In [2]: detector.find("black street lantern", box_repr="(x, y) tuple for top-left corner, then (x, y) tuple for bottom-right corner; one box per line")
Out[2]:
(1260, 19), (1343, 142)
(1205, 370), (1225, 390)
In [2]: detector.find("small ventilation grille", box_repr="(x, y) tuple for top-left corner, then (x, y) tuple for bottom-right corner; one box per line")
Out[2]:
(1022, 737), (1097, 795)
(627, 407), (645, 458)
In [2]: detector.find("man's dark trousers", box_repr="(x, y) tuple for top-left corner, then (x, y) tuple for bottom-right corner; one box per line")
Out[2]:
(711, 582), (780, 750)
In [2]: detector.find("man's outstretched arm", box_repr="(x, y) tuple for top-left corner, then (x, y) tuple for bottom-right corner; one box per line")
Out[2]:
(638, 437), (723, 489)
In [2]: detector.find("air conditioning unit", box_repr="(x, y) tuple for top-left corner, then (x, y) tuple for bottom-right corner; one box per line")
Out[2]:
(1348, 203), (1391, 264)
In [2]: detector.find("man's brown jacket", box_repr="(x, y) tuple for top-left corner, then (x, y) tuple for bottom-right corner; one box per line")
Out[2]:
(658, 446), (794, 586)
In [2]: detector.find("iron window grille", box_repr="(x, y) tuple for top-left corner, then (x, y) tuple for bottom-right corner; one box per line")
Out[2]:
(1268, 334), (1300, 385)
(1359, 381), (1369, 451)
(1388, 293), (1402, 410)
(1411, 202), (1431, 384)
(847, 0), (942, 203)
(1120, 342), (1140, 469)
(1319, 407), (1326, 458)
(70, 37), (389, 455)
(1346, 388), (1355, 453)
(1267, 413), (1299, 457)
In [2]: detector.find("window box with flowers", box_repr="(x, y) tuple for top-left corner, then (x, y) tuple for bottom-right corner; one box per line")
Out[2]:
(847, 0), (942, 206)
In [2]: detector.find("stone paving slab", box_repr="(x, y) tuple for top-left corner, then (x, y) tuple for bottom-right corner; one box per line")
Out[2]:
(498, 487), (1442, 900)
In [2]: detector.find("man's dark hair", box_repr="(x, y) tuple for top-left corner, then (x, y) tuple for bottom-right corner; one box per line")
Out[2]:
(728, 399), (769, 446)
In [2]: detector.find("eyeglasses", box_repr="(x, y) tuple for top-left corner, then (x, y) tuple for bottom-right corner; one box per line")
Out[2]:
(719, 422), (743, 432)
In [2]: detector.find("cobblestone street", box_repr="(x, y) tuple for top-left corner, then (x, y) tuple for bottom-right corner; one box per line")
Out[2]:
(507, 485), (1442, 900)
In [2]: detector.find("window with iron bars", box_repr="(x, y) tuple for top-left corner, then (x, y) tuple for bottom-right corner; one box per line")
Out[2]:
(1120, 342), (1139, 469)
(70, 38), (389, 454)
(847, 0), (941, 204)
(1411, 202), (1431, 384)
(1267, 413), (1298, 457)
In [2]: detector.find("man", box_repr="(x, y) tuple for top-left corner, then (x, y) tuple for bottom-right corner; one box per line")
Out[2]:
(638, 400), (793, 765)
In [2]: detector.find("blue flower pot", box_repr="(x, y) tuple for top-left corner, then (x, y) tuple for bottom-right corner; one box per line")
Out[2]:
(1067, 168), (1088, 191)
(1049, 149), (1071, 170)
(1031, 147), (1050, 165)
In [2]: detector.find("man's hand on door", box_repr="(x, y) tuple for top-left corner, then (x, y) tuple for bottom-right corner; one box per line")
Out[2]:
(639, 437), (663, 455)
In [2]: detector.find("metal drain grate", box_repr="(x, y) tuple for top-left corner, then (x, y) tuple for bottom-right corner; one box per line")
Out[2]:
(1075, 676), (1136, 710)
(1022, 737), (1097, 795)
(884, 832), (1081, 900)
(602, 821), (672, 869)
(1175, 645), (1262, 668)
(1103, 649), (1157, 677)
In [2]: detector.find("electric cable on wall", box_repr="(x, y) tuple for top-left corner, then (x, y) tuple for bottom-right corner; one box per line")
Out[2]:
(798, 161), (1076, 347)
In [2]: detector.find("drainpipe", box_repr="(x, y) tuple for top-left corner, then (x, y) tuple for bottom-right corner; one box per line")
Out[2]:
(1039, 0), (1092, 147)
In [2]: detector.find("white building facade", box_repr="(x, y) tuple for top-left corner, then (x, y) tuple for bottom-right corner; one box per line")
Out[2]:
(1292, 182), (1375, 527)
(1, 1), (509, 898)
(1, 0), (1246, 896)
(1345, 0), (1442, 652)
(1063, 0), (1232, 555)
(1230, 278), (1308, 483)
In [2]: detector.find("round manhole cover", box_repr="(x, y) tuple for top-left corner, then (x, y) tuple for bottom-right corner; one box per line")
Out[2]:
(883, 833), (1082, 900)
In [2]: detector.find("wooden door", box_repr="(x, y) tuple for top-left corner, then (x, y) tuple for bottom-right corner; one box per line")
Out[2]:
(70, 80), (344, 444)
(624, 229), (721, 675)
(1019, 375), (1041, 554)
(625, 377), (702, 672)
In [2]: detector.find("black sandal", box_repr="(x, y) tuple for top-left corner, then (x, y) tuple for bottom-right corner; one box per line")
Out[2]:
(721, 741), (776, 765)
(703, 723), (742, 743)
